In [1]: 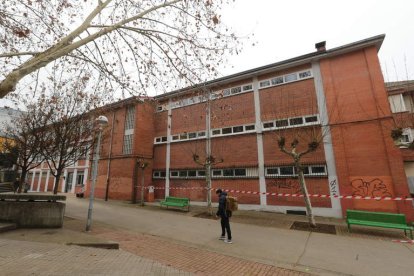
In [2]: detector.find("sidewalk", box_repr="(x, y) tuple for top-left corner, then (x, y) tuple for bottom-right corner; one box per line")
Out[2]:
(2, 195), (413, 275)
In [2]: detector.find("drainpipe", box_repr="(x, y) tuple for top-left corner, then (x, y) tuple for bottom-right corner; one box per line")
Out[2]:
(105, 110), (116, 201)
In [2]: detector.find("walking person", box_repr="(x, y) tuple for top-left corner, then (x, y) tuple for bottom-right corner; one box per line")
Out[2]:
(215, 188), (232, 244)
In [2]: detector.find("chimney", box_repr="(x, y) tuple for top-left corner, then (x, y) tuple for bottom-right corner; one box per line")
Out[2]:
(315, 41), (326, 52)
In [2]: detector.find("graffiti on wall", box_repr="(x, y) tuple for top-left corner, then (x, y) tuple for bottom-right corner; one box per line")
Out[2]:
(329, 179), (338, 196)
(110, 178), (121, 192)
(350, 178), (392, 197)
(272, 179), (301, 194)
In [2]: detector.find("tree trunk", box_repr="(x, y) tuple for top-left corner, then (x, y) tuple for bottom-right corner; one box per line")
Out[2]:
(53, 170), (62, 194)
(18, 169), (28, 193)
(206, 163), (213, 215)
(295, 161), (316, 227)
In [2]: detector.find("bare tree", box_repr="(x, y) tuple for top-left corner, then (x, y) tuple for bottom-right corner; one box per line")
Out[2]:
(0, 104), (44, 193)
(0, 0), (240, 98)
(38, 76), (103, 194)
(275, 126), (324, 227)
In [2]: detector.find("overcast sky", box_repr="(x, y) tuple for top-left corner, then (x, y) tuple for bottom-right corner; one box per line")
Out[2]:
(1, 0), (412, 109)
(219, 0), (414, 82)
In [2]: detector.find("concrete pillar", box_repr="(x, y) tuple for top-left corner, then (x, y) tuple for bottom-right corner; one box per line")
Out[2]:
(165, 98), (172, 197)
(62, 169), (68, 193)
(37, 170), (42, 192)
(71, 169), (78, 194)
(312, 61), (342, 218)
(30, 171), (35, 191)
(253, 77), (267, 206)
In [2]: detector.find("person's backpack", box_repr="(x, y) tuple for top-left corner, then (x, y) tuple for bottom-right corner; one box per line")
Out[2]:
(226, 196), (238, 212)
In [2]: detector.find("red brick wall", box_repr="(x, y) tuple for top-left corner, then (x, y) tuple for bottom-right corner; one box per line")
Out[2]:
(320, 46), (414, 220)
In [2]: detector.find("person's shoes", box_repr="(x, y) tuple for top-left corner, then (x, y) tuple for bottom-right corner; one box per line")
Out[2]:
(224, 239), (233, 244)
(219, 236), (225, 240)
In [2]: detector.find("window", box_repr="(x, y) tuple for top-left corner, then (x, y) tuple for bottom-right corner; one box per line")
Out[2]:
(280, 167), (294, 175)
(223, 89), (231, 96)
(259, 80), (271, 88)
(212, 129), (221, 136)
(275, 119), (288, 128)
(223, 169), (234, 177)
(156, 106), (163, 112)
(213, 170), (222, 176)
(160, 171), (166, 178)
(233, 126), (243, 133)
(172, 135), (179, 141)
(179, 171), (187, 177)
(271, 76), (284, 85)
(263, 122), (274, 128)
(198, 131), (206, 137)
(161, 136), (167, 142)
(122, 134), (133, 154)
(231, 87), (242, 94)
(299, 70), (312, 79)
(289, 117), (303, 126)
(188, 132), (197, 139)
(284, 73), (297, 82)
(153, 171), (160, 177)
(171, 171), (179, 177)
(242, 84), (253, 91)
(311, 166), (326, 174)
(388, 94), (406, 113)
(305, 116), (318, 123)
(197, 170), (206, 177)
(266, 168), (279, 175)
(188, 170), (197, 177)
(77, 171), (84, 185)
(222, 127), (232, 135)
(180, 133), (188, 140)
(124, 105), (135, 130)
(234, 169), (246, 176)
(245, 125), (255, 131)
(123, 105), (135, 154)
(155, 137), (161, 143)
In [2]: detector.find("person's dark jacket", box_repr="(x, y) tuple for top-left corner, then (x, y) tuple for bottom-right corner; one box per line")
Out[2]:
(216, 192), (232, 218)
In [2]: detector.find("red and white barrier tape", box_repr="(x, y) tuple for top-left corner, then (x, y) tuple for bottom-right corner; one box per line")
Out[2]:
(146, 186), (413, 201)
(392, 239), (414, 244)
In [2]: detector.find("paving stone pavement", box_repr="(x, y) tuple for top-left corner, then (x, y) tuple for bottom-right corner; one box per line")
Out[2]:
(91, 226), (309, 276)
(0, 238), (190, 276)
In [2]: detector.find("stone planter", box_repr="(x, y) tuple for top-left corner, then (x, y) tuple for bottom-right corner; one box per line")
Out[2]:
(0, 193), (66, 228)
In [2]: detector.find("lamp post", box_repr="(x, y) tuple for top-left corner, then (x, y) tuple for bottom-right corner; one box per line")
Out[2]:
(86, 115), (108, 232)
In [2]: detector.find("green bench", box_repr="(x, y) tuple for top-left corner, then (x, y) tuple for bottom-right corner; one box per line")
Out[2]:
(347, 210), (413, 239)
(160, 196), (190, 212)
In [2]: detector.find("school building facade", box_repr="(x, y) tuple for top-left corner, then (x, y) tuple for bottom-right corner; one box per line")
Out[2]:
(28, 34), (414, 221)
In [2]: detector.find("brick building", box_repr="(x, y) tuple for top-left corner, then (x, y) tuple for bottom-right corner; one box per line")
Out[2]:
(29, 34), (414, 221)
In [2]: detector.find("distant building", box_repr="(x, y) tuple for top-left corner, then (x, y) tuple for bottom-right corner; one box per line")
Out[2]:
(30, 35), (414, 221)
(386, 80), (414, 198)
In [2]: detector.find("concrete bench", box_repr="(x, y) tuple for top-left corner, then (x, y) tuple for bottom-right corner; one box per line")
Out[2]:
(347, 209), (413, 239)
(160, 196), (190, 212)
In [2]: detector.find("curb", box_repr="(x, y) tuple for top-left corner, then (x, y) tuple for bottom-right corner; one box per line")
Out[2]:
(66, 242), (119, 249)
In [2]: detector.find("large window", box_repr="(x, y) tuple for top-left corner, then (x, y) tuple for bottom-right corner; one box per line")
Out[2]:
(123, 105), (135, 154)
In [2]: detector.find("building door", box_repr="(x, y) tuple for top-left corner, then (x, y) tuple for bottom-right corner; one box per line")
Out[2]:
(65, 172), (74, 193)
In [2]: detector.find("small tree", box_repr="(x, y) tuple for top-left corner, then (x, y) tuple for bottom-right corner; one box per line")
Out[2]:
(276, 127), (323, 227)
(1, 104), (44, 192)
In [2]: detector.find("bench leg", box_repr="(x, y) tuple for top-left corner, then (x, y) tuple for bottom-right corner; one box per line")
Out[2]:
(410, 230), (413, 240)
(347, 223), (351, 232)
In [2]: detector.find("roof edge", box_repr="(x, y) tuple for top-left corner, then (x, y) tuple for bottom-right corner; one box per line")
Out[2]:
(155, 34), (386, 101)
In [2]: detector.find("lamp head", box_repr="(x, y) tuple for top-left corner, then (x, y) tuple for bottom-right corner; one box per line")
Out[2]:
(95, 115), (108, 128)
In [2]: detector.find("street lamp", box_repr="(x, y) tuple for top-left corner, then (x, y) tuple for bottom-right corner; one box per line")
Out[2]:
(86, 115), (108, 232)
